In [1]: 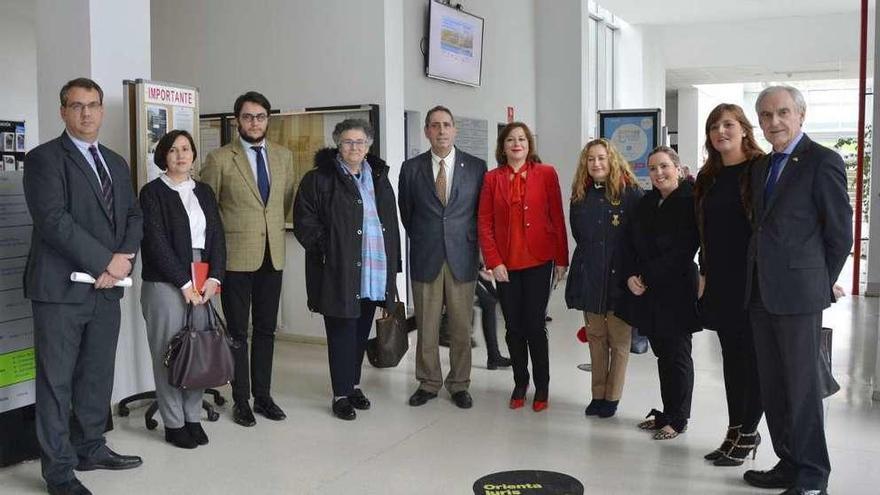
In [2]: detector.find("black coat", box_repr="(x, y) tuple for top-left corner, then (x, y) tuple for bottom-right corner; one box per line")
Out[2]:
(565, 184), (642, 314)
(616, 181), (700, 337)
(139, 178), (226, 288)
(293, 148), (401, 318)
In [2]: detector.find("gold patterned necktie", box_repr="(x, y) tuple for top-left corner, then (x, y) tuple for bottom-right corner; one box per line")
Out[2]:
(436, 158), (447, 206)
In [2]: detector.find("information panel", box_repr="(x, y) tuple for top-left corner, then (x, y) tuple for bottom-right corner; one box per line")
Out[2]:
(598, 109), (662, 190)
(0, 171), (34, 413)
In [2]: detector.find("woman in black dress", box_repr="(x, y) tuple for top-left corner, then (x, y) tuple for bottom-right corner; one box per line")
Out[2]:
(617, 146), (699, 440)
(696, 103), (766, 465)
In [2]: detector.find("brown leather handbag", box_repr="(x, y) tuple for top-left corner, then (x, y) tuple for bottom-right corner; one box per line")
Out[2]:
(163, 301), (235, 390)
(367, 298), (410, 368)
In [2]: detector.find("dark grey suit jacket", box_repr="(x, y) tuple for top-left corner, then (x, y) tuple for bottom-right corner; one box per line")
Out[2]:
(398, 148), (487, 283)
(23, 132), (143, 303)
(745, 134), (852, 315)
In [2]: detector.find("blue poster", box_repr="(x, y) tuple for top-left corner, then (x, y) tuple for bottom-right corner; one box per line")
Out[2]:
(601, 113), (658, 188)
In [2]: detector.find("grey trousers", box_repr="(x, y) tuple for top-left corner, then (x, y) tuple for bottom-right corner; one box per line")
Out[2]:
(33, 293), (120, 485)
(141, 281), (208, 429)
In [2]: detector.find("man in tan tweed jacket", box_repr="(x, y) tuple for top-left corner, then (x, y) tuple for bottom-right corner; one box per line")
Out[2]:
(200, 91), (295, 427)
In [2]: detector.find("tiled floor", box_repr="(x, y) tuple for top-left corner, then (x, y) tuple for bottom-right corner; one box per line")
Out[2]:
(2, 277), (879, 494)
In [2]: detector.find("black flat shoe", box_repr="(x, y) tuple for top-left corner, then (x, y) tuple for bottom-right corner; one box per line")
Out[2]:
(408, 388), (438, 406)
(254, 396), (287, 421)
(744, 463), (796, 489)
(75, 448), (143, 471)
(705, 425), (740, 461)
(185, 422), (209, 445)
(598, 400), (618, 418)
(233, 402), (256, 427)
(332, 398), (356, 420)
(348, 389), (371, 410)
(47, 478), (92, 495)
(452, 390), (473, 409)
(164, 426), (198, 449)
(487, 356), (512, 370)
(584, 399), (606, 416)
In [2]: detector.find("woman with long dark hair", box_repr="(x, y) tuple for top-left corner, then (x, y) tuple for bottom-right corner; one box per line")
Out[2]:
(478, 122), (569, 412)
(695, 103), (766, 465)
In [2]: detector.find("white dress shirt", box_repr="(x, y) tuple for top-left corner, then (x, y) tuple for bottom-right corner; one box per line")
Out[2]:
(240, 136), (271, 185)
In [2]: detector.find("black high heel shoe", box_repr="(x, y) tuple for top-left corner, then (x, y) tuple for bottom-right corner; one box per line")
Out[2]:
(705, 425), (740, 461)
(714, 431), (761, 466)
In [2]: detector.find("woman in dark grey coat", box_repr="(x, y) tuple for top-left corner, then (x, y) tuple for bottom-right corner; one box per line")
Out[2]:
(566, 138), (642, 419)
(293, 119), (400, 421)
(617, 146), (699, 440)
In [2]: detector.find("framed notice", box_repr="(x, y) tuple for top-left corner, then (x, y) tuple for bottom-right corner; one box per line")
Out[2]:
(125, 80), (199, 190)
(598, 109), (662, 189)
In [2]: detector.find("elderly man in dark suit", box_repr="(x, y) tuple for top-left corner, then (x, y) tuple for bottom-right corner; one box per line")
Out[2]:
(23, 78), (144, 495)
(398, 106), (488, 409)
(743, 85), (852, 495)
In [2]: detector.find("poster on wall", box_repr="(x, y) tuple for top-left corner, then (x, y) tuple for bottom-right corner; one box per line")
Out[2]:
(125, 80), (199, 190)
(598, 109), (661, 190)
(455, 116), (489, 164)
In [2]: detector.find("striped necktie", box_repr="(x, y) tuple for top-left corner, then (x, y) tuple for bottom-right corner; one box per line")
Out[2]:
(88, 145), (114, 224)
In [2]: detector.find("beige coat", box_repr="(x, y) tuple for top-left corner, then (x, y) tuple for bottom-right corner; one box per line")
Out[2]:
(200, 139), (295, 271)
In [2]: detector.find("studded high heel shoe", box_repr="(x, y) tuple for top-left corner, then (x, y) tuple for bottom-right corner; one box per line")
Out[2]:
(705, 425), (741, 461)
(714, 431), (761, 466)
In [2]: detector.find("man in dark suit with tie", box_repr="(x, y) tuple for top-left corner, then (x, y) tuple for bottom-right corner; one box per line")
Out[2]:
(23, 78), (144, 495)
(743, 85), (852, 495)
(398, 106), (488, 409)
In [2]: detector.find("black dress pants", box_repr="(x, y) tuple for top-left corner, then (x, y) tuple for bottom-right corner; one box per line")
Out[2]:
(476, 278), (503, 360)
(750, 284), (829, 491)
(716, 319), (763, 432)
(32, 294), (120, 485)
(323, 300), (380, 396)
(222, 244), (283, 404)
(647, 333), (694, 431)
(497, 262), (553, 392)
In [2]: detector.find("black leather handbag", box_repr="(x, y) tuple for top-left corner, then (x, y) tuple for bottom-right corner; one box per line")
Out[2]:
(630, 327), (649, 354)
(163, 301), (235, 390)
(367, 299), (409, 368)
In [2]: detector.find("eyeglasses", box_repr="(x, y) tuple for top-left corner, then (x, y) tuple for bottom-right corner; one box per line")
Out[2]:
(340, 140), (369, 149)
(240, 113), (268, 123)
(66, 102), (101, 113)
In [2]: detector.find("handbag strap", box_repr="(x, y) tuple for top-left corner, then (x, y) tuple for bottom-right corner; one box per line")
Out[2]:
(206, 299), (238, 348)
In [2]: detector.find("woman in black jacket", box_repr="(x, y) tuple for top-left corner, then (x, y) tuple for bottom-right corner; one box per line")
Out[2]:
(140, 130), (225, 449)
(696, 104), (765, 465)
(293, 119), (400, 421)
(566, 138), (642, 418)
(617, 145), (699, 440)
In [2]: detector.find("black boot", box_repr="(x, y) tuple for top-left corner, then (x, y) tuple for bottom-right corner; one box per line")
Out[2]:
(705, 425), (740, 461)
(164, 426), (198, 449)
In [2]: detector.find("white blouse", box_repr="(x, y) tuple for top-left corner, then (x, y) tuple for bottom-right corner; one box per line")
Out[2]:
(160, 174), (207, 249)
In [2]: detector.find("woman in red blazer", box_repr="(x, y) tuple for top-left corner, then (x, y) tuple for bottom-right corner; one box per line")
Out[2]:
(478, 122), (569, 412)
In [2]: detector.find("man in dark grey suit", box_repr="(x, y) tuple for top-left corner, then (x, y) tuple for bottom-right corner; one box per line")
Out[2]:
(743, 85), (852, 495)
(398, 106), (487, 409)
(23, 78), (144, 495)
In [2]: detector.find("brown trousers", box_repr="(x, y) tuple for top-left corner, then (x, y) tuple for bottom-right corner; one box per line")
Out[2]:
(585, 311), (632, 401)
(412, 263), (475, 394)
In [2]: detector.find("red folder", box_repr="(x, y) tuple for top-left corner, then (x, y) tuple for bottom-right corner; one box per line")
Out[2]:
(191, 262), (220, 294)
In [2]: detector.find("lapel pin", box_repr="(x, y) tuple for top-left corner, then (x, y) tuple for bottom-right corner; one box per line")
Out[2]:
(792, 157), (799, 162)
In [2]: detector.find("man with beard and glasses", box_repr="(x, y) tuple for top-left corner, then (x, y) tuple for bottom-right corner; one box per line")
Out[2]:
(200, 91), (296, 427)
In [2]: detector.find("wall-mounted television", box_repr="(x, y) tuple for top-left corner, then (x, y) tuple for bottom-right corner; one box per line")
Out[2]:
(426, 1), (484, 87)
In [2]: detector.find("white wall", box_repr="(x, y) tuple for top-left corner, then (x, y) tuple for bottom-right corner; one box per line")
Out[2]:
(0, 0), (38, 149)
(534, 0), (586, 193)
(676, 87), (699, 172)
(403, 0), (537, 160)
(151, 0), (387, 113)
(652, 13), (866, 77)
(151, 0), (396, 339)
